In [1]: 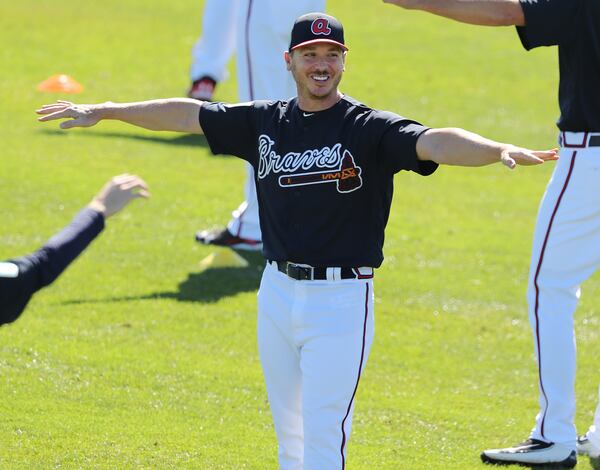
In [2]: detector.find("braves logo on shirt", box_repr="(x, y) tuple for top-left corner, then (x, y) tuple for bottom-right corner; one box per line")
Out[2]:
(257, 134), (363, 193)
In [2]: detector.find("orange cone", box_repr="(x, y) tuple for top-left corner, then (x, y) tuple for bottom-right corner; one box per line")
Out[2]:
(36, 74), (84, 93)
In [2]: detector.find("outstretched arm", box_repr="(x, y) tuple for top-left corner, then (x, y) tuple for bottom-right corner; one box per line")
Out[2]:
(383, 0), (525, 26)
(31, 174), (150, 288)
(417, 128), (557, 169)
(0, 174), (150, 326)
(36, 98), (204, 134)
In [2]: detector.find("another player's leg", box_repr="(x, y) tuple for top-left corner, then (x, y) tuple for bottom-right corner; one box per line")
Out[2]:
(299, 279), (374, 469)
(194, 0), (326, 250)
(482, 143), (600, 467)
(187, 0), (238, 100)
(257, 263), (304, 469)
(195, 163), (262, 250)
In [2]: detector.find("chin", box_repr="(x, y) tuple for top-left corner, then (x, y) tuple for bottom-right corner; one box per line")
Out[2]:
(309, 87), (334, 99)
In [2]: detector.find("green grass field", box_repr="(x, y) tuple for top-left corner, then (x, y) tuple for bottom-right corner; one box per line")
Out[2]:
(1, 1), (599, 468)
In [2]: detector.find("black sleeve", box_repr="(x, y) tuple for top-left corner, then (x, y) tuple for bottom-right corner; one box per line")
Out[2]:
(0, 207), (104, 325)
(517, 0), (579, 49)
(29, 207), (105, 288)
(375, 112), (438, 176)
(199, 101), (269, 165)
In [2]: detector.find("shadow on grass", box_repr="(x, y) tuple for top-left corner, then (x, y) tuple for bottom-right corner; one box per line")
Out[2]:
(62, 252), (265, 305)
(480, 455), (599, 469)
(40, 129), (212, 149)
(524, 459), (599, 470)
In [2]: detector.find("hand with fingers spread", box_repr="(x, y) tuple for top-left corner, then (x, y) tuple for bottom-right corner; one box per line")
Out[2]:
(36, 100), (105, 129)
(415, 127), (559, 168)
(88, 174), (150, 218)
(36, 98), (204, 133)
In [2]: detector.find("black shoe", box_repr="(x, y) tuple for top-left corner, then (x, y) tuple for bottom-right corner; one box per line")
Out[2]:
(481, 438), (577, 467)
(195, 227), (262, 251)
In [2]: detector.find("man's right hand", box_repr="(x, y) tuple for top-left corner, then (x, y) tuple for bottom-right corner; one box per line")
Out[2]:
(36, 100), (105, 129)
(36, 98), (204, 134)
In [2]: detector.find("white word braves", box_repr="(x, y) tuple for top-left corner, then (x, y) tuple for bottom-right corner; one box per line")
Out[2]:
(257, 134), (347, 178)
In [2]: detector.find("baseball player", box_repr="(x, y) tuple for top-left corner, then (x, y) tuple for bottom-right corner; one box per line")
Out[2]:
(0, 175), (149, 325)
(36, 13), (556, 469)
(193, 0), (326, 251)
(384, 0), (600, 467)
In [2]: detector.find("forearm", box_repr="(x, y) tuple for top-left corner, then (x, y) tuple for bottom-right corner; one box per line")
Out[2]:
(386, 0), (524, 26)
(98, 98), (204, 133)
(419, 128), (509, 166)
(29, 207), (105, 288)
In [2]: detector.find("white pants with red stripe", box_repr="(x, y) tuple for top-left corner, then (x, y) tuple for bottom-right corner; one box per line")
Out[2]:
(257, 262), (374, 470)
(527, 132), (600, 450)
(190, 0), (238, 83)
(226, 0), (325, 242)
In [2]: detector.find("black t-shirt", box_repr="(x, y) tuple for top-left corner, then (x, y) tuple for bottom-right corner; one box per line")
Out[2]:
(200, 96), (437, 268)
(517, 0), (600, 131)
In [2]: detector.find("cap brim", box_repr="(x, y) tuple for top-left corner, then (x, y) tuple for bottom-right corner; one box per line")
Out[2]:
(291, 39), (348, 51)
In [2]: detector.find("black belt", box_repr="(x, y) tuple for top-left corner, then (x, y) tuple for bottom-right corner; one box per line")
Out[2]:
(270, 260), (373, 281)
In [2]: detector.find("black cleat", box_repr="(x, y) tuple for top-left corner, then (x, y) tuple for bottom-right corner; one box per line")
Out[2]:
(195, 227), (262, 251)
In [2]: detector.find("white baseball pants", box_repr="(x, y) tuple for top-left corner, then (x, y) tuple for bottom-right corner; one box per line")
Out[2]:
(190, 0), (238, 83)
(257, 262), (374, 470)
(527, 132), (600, 450)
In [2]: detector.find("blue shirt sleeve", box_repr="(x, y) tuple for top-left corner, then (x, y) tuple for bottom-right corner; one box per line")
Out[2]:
(18, 207), (105, 289)
(0, 207), (104, 325)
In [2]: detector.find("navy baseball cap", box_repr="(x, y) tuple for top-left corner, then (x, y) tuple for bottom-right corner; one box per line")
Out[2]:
(0, 259), (37, 326)
(289, 13), (348, 52)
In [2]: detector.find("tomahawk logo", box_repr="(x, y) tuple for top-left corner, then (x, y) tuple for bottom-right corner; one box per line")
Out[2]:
(257, 135), (363, 194)
(311, 18), (331, 36)
(279, 151), (362, 193)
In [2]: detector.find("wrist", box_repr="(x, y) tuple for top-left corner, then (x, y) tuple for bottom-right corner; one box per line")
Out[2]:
(499, 143), (515, 157)
(97, 101), (117, 120)
(87, 199), (107, 218)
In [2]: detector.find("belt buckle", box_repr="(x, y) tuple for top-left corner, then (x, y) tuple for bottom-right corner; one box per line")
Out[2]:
(287, 263), (312, 280)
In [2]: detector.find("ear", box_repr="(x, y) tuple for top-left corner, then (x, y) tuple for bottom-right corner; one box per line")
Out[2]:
(284, 51), (292, 71)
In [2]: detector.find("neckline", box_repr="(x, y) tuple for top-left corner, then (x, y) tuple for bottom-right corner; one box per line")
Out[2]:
(296, 94), (345, 119)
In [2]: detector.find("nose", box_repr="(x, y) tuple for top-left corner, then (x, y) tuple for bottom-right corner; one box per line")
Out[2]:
(313, 58), (328, 71)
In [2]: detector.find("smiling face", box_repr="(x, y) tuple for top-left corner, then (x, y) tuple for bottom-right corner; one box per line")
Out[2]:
(285, 43), (346, 111)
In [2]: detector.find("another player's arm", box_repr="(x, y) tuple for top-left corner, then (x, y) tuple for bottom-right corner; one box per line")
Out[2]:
(382, 0), (525, 26)
(416, 128), (558, 169)
(36, 99), (205, 134)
